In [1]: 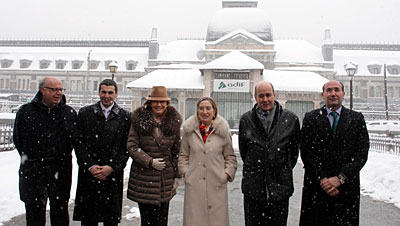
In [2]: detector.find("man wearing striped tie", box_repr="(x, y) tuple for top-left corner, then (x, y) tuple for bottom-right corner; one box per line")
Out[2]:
(299, 80), (370, 226)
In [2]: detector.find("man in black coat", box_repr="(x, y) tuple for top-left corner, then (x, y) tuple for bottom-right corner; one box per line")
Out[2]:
(73, 79), (131, 226)
(239, 81), (300, 226)
(299, 80), (369, 226)
(13, 76), (77, 226)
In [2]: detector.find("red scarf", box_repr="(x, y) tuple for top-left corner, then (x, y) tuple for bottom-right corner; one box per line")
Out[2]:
(199, 124), (213, 143)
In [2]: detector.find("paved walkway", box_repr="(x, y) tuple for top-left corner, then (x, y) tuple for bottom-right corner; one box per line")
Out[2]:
(3, 157), (400, 226)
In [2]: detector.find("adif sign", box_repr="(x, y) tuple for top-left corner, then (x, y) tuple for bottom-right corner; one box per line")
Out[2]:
(213, 79), (249, 92)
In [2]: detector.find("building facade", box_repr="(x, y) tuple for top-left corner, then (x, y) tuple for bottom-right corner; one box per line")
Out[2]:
(1, 0), (400, 123)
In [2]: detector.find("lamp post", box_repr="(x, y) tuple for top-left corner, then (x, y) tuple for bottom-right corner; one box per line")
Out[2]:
(84, 50), (92, 106)
(383, 64), (389, 120)
(108, 61), (118, 81)
(344, 62), (357, 110)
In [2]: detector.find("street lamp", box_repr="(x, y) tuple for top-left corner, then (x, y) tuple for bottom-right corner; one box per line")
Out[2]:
(108, 61), (118, 81)
(344, 62), (358, 110)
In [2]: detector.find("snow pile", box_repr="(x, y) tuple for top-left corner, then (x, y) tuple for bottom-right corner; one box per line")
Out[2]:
(360, 151), (400, 208)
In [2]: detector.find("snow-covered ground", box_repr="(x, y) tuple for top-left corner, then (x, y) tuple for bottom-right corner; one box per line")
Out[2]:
(0, 136), (399, 224)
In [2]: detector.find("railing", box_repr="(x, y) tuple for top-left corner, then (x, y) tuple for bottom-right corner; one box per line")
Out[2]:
(369, 133), (400, 155)
(0, 123), (14, 152)
(1, 125), (400, 155)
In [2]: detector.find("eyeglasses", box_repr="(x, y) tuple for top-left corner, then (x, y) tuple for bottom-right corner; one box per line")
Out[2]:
(44, 87), (66, 92)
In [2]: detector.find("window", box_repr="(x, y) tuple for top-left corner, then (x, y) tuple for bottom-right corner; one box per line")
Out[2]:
(367, 64), (382, 74)
(39, 60), (51, 69)
(72, 60), (83, 69)
(1, 60), (12, 68)
(387, 65), (400, 75)
(20, 60), (32, 69)
(355, 85), (359, 97)
(89, 60), (99, 70)
(93, 81), (98, 91)
(396, 87), (400, 98)
(71, 80), (76, 91)
(369, 86), (375, 97)
(126, 60), (138, 70)
(376, 86), (382, 97)
(56, 60), (67, 69)
(77, 80), (82, 91)
(388, 87), (393, 98)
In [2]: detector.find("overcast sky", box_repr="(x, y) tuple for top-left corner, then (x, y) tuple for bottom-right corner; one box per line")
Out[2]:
(1, 0), (399, 46)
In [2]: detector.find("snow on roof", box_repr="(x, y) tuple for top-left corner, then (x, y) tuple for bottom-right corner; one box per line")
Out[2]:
(333, 50), (400, 76)
(207, 8), (273, 42)
(126, 69), (204, 89)
(156, 40), (206, 61)
(0, 46), (148, 71)
(149, 63), (202, 70)
(274, 40), (325, 63)
(200, 50), (264, 70)
(276, 66), (334, 72)
(263, 69), (328, 92)
(207, 29), (270, 45)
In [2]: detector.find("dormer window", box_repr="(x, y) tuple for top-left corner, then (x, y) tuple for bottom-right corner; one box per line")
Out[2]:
(56, 60), (67, 69)
(20, 59), (32, 69)
(39, 59), (51, 69)
(126, 60), (138, 70)
(89, 60), (100, 70)
(72, 60), (83, 69)
(0, 59), (13, 68)
(387, 64), (400, 75)
(367, 64), (382, 74)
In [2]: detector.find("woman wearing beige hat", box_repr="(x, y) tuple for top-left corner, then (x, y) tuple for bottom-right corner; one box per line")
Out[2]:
(127, 86), (182, 226)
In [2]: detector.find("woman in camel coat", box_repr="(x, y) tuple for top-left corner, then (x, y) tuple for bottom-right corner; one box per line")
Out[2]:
(178, 97), (237, 226)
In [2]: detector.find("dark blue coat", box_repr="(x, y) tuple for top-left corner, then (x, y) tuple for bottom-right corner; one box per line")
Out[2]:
(73, 102), (130, 223)
(13, 91), (77, 203)
(299, 106), (369, 226)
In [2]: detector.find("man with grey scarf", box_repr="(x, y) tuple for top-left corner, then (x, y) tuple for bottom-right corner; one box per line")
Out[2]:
(239, 81), (301, 226)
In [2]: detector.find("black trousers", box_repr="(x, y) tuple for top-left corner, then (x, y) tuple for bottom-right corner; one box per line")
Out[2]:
(244, 196), (289, 226)
(138, 202), (170, 226)
(25, 198), (69, 226)
(81, 220), (118, 226)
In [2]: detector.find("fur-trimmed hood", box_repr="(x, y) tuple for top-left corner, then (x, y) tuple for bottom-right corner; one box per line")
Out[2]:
(183, 114), (231, 139)
(131, 105), (182, 136)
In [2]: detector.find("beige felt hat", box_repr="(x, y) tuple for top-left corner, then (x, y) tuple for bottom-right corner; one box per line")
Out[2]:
(147, 86), (171, 101)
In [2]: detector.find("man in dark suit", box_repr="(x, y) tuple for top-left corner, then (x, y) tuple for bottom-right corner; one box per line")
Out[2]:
(13, 76), (77, 226)
(299, 80), (369, 226)
(73, 79), (131, 226)
(239, 81), (300, 226)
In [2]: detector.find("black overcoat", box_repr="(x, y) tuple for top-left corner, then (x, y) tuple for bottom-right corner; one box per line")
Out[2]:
(13, 91), (77, 203)
(239, 102), (300, 202)
(299, 106), (369, 226)
(73, 102), (131, 223)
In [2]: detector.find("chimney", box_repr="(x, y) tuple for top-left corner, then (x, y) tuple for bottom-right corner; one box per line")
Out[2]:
(148, 27), (159, 60)
(321, 28), (333, 62)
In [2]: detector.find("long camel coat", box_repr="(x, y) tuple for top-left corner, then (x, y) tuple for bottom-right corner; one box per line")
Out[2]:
(178, 115), (237, 226)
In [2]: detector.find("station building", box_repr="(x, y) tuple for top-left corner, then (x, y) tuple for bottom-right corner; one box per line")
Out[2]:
(1, 0), (400, 125)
